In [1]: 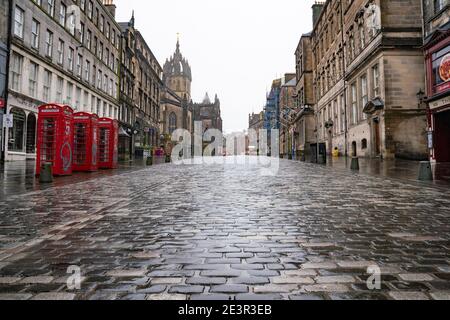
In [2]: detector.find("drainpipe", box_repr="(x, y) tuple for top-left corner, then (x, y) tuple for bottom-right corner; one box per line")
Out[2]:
(340, 0), (349, 157)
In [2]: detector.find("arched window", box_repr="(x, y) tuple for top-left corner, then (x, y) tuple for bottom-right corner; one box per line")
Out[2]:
(169, 112), (177, 134)
(361, 139), (368, 150)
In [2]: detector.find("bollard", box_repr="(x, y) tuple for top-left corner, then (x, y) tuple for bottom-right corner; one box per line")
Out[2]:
(39, 162), (53, 183)
(418, 161), (433, 181)
(350, 157), (360, 171)
(146, 156), (153, 166)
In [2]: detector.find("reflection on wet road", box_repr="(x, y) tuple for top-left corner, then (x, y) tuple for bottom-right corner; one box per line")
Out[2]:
(0, 157), (449, 300)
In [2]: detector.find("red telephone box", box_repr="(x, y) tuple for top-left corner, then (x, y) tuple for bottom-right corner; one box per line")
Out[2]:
(98, 118), (119, 169)
(73, 112), (99, 172)
(36, 104), (74, 176)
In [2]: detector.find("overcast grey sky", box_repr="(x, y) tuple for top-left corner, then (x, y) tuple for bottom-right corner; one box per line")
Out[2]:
(115, 0), (316, 133)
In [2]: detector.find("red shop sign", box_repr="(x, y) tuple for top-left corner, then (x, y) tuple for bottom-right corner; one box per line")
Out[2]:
(0, 98), (5, 108)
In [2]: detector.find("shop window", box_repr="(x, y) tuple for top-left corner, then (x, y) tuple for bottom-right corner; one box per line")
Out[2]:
(431, 44), (450, 95)
(8, 108), (26, 152)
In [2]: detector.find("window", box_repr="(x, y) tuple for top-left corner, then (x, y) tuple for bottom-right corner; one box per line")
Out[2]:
(10, 53), (23, 91)
(340, 94), (345, 133)
(32, 0), (42, 5)
(47, 0), (55, 17)
(169, 112), (177, 134)
(59, 3), (66, 27)
(77, 54), (83, 77)
(95, 8), (99, 25)
(31, 19), (40, 49)
(431, 44), (450, 95)
(8, 108), (26, 152)
(68, 13), (75, 36)
(45, 30), (53, 57)
(80, 0), (86, 11)
(96, 98), (101, 115)
(91, 65), (96, 85)
(110, 53), (114, 70)
(83, 91), (89, 111)
(29, 62), (39, 98)
(435, 0), (446, 12)
(99, 15), (104, 32)
(56, 77), (63, 103)
(87, 1), (93, 19)
(97, 69), (102, 89)
(57, 39), (64, 65)
(86, 30), (92, 50)
(68, 48), (74, 71)
(14, 6), (24, 38)
(93, 36), (98, 56)
(98, 42), (103, 60)
(361, 139), (368, 150)
(351, 82), (357, 125)
(43, 69), (52, 102)
(104, 74), (108, 92)
(80, 23), (85, 44)
(84, 60), (90, 82)
(361, 75), (368, 120)
(372, 64), (380, 97)
(112, 30), (116, 46)
(105, 48), (109, 66)
(109, 79), (113, 96)
(66, 82), (73, 104)
(106, 23), (110, 40)
(75, 87), (81, 110)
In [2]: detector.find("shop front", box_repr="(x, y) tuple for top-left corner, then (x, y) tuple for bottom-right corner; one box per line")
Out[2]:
(4, 94), (39, 161)
(425, 30), (450, 164)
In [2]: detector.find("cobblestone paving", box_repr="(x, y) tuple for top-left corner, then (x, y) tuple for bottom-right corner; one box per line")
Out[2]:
(0, 157), (449, 300)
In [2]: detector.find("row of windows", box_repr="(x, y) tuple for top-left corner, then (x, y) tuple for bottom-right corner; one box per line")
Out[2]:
(317, 63), (380, 139)
(16, 4), (119, 75)
(9, 52), (118, 119)
(31, 0), (120, 49)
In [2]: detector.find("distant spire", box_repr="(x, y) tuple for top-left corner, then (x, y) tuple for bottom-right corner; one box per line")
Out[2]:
(176, 33), (180, 53)
(129, 10), (135, 27)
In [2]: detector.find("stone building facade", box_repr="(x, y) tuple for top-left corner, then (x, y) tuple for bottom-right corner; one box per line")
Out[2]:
(422, 0), (450, 172)
(118, 14), (163, 160)
(5, 0), (121, 161)
(311, 0), (428, 160)
(278, 74), (296, 158)
(293, 33), (316, 161)
(193, 93), (223, 133)
(248, 111), (264, 155)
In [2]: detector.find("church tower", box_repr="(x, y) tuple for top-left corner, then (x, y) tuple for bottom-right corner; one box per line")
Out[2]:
(163, 38), (192, 101)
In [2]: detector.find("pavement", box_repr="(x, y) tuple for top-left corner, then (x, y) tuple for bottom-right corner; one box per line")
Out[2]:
(0, 160), (148, 200)
(0, 156), (449, 300)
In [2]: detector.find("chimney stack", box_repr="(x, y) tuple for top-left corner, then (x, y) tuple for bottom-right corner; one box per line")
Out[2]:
(102, 0), (116, 18)
(312, 1), (325, 27)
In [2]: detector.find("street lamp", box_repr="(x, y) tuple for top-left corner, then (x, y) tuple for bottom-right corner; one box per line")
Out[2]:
(417, 89), (425, 108)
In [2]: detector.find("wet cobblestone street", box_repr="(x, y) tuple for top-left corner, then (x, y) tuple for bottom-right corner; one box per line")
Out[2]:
(0, 157), (449, 300)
